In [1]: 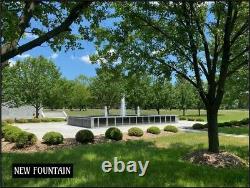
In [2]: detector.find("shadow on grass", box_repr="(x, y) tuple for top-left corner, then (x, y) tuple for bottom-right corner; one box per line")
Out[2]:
(3, 140), (248, 187)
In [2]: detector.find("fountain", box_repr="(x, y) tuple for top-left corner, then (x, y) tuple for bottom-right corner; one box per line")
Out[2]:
(68, 96), (178, 128)
(120, 96), (126, 117)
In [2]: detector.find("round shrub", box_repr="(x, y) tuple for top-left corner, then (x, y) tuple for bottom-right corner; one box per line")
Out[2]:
(4, 127), (23, 142)
(229, 120), (241, 126)
(2, 121), (9, 127)
(5, 119), (15, 124)
(75, 130), (94, 144)
(147, 126), (161, 134)
(105, 127), (118, 139)
(2, 125), (14, 137)
(42, 132), (63, 145)
(195, 118), (205, 122)
(239, 118), (249, 125)
(192, 123), (205, 130)
(164, 125), (178, 133)
(128, 127), (144, 137)
(15, 132), (37, 148)
(109, 128), (123, 141)
(218, 121), (232, 127)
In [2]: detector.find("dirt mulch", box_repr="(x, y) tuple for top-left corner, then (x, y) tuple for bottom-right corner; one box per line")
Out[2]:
(2, 131), (176, 153)
(184, 150), (249, 168)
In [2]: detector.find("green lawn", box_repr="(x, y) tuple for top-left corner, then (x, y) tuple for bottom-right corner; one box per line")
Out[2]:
(65, 109), (248, 123)
(3, 132), (248, 187)
(219, 126), (249, 135)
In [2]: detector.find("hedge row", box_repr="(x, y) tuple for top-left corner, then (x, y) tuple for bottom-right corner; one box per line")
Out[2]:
(192, 118), (249, 130)
(2, 118), (66, 124)
(179, 117), (205, 121)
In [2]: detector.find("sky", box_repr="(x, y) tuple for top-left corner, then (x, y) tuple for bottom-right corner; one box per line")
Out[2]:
(9, 2), (213, 81)
(10, 34), (99, 80)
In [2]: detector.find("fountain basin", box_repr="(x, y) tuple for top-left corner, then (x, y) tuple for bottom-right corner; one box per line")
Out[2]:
(67, 115), (178, 128)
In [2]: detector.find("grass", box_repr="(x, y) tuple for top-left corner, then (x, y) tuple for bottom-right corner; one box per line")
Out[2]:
(65, 109), (249, 123)
(3, 132), (248, 187)
(219, 126), (249, 135)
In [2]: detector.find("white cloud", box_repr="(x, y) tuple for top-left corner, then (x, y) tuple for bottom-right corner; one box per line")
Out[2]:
(50, 53), (58, 59)
(149, 1), (159, 6)
(24, 32), (38, 39)
(9, 59), (16, 67)
(16, 54), (31, 59)
(80, 55), (92, 64)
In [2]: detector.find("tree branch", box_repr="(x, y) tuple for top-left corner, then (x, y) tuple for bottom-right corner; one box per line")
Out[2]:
(226, 59), (248, 77)
(155, 57), (198, 89)
(1, 1), (92, 65)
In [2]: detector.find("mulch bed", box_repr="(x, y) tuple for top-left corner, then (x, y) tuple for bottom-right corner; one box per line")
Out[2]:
(184, 150), (248, 168)
(2, 131), (175, 153)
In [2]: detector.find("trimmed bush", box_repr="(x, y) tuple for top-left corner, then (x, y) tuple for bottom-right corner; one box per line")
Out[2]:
(229, 120), (241, 126)
(105, 127), (118, 139)
(28, 118), (41, 123)
(128, 127), (144, 137)
(164, 125), (178, 133)
(4, 126), (23, 142)
(239, 118), (249, 125)
(50, 118), (66, 122)
(42, 132), (63, 145)
(195, 118), (205, 122)
(187, 118), (196, 121)
(2, 125), (15, 137)
(2, 121), (9, 127)
(75, 130), (94, 143)
(179, 117), (186, 120)
(192, 123), (205, 130)
(15, 119), (28, 123)
(15, 131), (37, 148)
(147, 126), (161, 134)
(40, 118), (52, 122)
(109, 128), (123, 141)
(218, 122), (232, 127)
(5, 119), (15, 124)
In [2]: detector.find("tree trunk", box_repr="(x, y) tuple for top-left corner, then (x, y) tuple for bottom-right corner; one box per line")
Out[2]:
(35, 105), (40, 118)
(182, 108), (185, 116)
(107, 107), (110, 115)
(157, 108), (160, 115)
(207, 107), (219, 153)
(198, 108), (201, 116)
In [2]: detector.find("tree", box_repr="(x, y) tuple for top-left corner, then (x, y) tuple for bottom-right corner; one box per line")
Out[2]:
(174, 78), (195, 116)
(70, 76), (91, 111)
(89, 67), (124, 114)
(91, 1), (248, 152)
(148, 77), (174, 115)
(125, 73), (151, 114)
(222, 66), (248, 109)
(0, 1), (111, 65)
(3, 56), (60, 117)
(43, 78), (74, 110)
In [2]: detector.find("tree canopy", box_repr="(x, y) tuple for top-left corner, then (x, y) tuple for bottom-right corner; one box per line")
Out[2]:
(91, 1), (249, 153)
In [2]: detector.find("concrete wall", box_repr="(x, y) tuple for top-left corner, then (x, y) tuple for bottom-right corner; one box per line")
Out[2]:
(2, 105), (43, 120)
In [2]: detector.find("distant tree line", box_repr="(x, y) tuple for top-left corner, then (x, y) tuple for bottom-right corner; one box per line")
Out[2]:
(3, 57), (247, 118)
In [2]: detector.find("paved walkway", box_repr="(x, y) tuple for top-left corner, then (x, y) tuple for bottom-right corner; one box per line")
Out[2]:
(14, 121), (248, 140)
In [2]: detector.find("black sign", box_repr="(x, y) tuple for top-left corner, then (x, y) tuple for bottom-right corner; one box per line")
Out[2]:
(12, 163), (73, 178)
